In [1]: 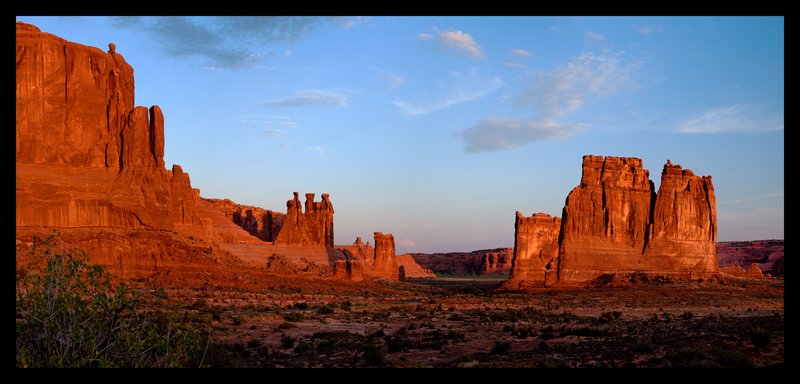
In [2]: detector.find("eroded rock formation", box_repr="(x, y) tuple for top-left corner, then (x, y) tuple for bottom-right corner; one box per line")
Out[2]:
(372, 232), (399, 280)
(275, 192), (334, 247)
(408, 248), (513, 275)
(16, 22), (200, 232)
(503, 212), (561, 289)
(506, 155), (719, 288)
(395, 254), (436, 279)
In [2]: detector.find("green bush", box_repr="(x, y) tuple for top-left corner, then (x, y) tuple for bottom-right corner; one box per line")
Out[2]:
(16, 232), (207, 368)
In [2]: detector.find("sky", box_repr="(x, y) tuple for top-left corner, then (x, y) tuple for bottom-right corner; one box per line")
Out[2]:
(16, 16), (784, 254)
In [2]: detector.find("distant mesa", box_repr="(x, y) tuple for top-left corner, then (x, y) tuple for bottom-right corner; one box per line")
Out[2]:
(504, 155), (720, 289)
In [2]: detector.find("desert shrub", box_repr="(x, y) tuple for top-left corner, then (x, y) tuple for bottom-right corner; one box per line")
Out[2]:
(232, 315), (247, 326)
(362, 344), (385, 366)
(280, 334), (295, 349)
(247, 339), (261, 349)
(339, 300), (352, 311)
(283, 312), (304, 322)
(490, 341), (511, 355)
(749, 327), (770, 348)
(16, 232), (206, 368)
(293, 302), (308, 310)
(317, 304), (334, 315)
(714, 349), (752, 367)
(680, 312), (694, 321)
(277, 322), (297, 330)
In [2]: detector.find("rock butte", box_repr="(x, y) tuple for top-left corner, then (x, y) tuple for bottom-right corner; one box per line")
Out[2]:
(504, 155), (720, 289)
(14, 22), (424, 281)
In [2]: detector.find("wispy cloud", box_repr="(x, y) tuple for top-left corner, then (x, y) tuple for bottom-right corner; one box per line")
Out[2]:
(634, 24), (662, 35)
(511, 48), (532, 57)
(719, 193), (784, 204)
(397, 238), (418, 247)
(392, 67), (504, 115)
(503, 61), (525, 68)
(586, 31), (606, 42)
(262, 89), (348, 108)
(518, 49), (637, 118)
(307, 146), (325, 158)
(240, 114), (299, 126)
(439, 31), (484, 59)
(418, 30), (485, 59)
(459, 49), (637, 153)
(458, 118), (585, 153)
(259, 129), (287, 137)
(375, 70), (406, 90)
(111, 16), (324, 68)
(676, 104), (784, 134)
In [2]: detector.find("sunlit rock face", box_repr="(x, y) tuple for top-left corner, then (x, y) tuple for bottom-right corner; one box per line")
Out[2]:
(16, 22), (200, 231)
(505, 155), (718, 288)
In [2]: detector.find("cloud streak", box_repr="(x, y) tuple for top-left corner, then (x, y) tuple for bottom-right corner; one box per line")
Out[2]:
(676, 104), (784, 134)
(511, 48), (532, 57)
(459, 49), (637, 152)
(458, 118), (585, 153)
(262, 89), (348, 108)
(111, 16), (323, 68)
(307, 146), (325, 158)
(719, 193), (784, 204)
(393, 67), (504, 115)
(376, 70), (406, 90)
(586, 31), (606, 42)
(418, 30), (485, 59)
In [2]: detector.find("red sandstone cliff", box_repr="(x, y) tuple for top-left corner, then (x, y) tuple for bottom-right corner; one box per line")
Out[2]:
(506, 155), (719, 288)
(275, 192), (334, 247)
(557, 156), (655, 282)
(503, 212), (561, 289)
(16, 22), (200, 232)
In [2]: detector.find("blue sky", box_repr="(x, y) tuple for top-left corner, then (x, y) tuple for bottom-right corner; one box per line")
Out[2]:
(17, 16), (784, 253)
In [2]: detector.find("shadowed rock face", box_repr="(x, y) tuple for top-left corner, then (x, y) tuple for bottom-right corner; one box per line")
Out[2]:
(372, 232), (399, 280)
(503, 212), (561, 289)
(16, 22), (199, 230)
(558, 156), (656, 282)
(507, 155), (719, 288)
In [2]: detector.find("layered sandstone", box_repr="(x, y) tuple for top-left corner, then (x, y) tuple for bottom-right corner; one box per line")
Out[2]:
(205, 198), (285, 242)
(503, 212), (561, 289)
(408, 248), (513, 275)
(395, 254), (436, 278)
(275, 192), (334, 247)
(16, 22), (200, 232)
(641, 161), (717, 274)
(717, 240), (784, 277)
(506, 155), (719, 288)
(557, 156), (655, 282)
(372, 232), (399, 280)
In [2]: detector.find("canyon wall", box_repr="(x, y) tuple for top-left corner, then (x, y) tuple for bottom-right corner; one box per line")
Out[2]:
(506, 155), (719, 288)
(16, 22), (200, 232)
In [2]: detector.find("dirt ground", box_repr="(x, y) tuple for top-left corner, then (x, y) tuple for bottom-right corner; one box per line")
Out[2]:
(142, 269), (784, 368)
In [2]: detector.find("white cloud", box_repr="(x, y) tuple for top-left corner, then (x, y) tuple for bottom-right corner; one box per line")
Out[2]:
(586, 31), (606, 42)
(458, 117), (585, 153)
(307, 146), (325, 158)
(676, 104), (784, 134)
(634, 24), (662, 35)
(376, 70), (406, 90)
(503, 61), (525, 68)
(511, 48), (532, 57)
(260, 129), (287, 137)
(397, 239), (417, 247)
(392, 67), (505, 115)
(439, 30), (485, 59)
(518, 49), (637, 118)
(262, 89), (348, 108)
(416, 33), (434, 40)
(458, 49), (637, 153)
(719, 193), (784, 204)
